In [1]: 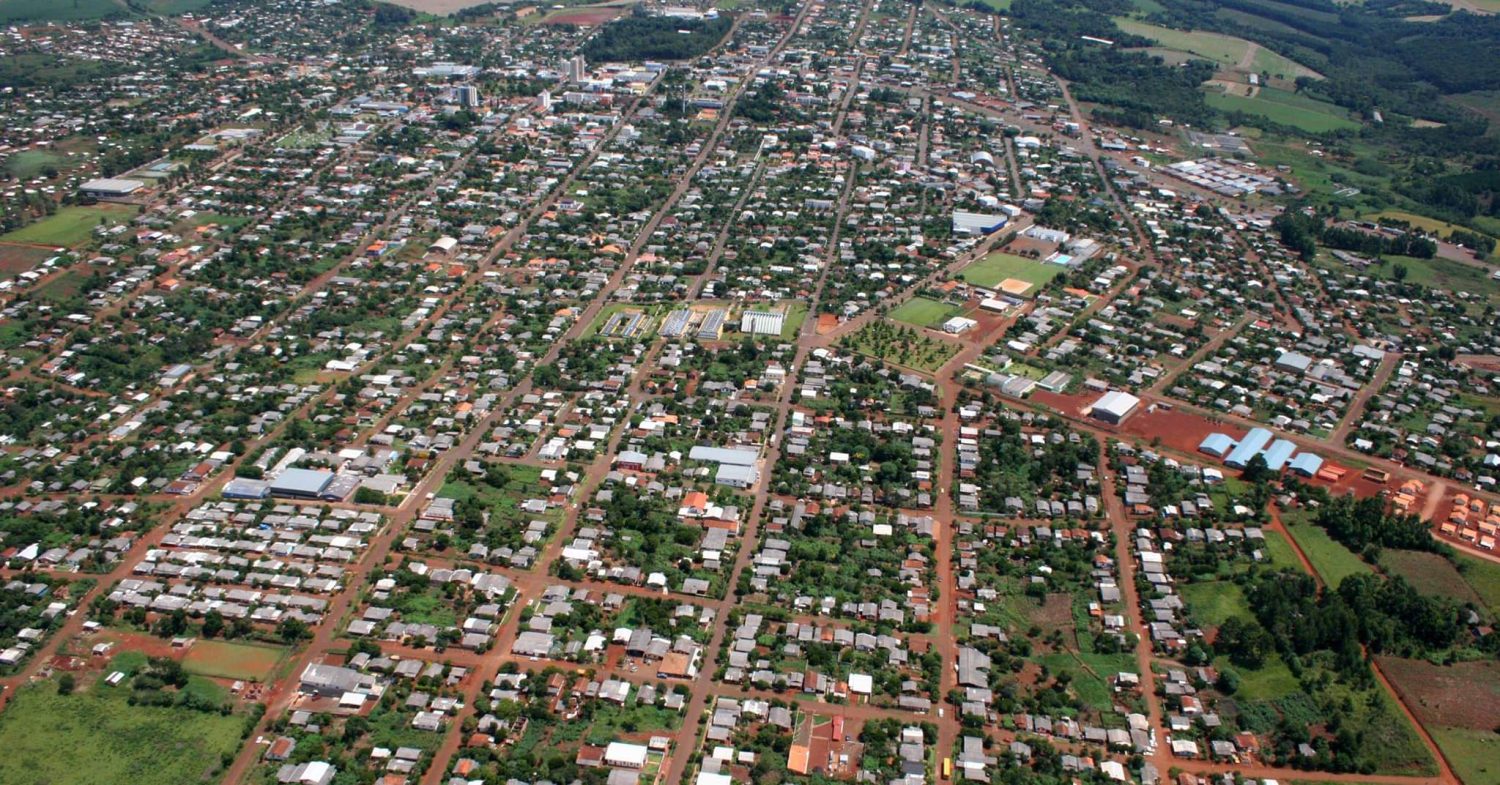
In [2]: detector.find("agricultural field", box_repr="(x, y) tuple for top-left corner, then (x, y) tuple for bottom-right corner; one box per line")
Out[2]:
(1115, 18), (1319, 79)
(1204, 86), (1360, 133)
(1377, 549), (1486, 609)
(1380, 656), (1500, 784)
(0, 244), (56, 276)
(0, 675), (246, 785)
(959, 251), (1064, 292)
(1179, 580), (1248, 628)
(180, 640), (287, 682)
(889, 296), (961, 329)
(0, 205), (137, 249)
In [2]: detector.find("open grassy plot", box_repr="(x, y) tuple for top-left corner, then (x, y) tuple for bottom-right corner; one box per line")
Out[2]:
(1361, 209), (1497, 244)
(777, 299), (809, 339)
(1283, 516), (1372, 586)
(1114, 18), (1252, 64)
(1223, 653), (1299, 700)
(1455, 553), (1500, 614)
(1431, 727), (1500, 785)
(0, 679), (244, 785)
(0, 204), (137, 248)
(181, 639), (287, 681)
(1038, 652), (1135, 710)
(4, 149), (67, 179)
(1378, 254), (1500, 300)
(889, 296), (961, 329)
(1180, 580), (1249, 628)
(1260, 529), (1306, 572)
(1204, 86), (1359, 133)
(0, 0), (130, 22)
(959, 252), (1064, 293)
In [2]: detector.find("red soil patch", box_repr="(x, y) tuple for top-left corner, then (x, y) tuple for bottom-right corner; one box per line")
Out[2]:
(541, 7), (622, 25)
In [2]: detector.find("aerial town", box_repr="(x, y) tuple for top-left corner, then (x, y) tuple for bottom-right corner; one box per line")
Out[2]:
(0, 0), (1498, 784)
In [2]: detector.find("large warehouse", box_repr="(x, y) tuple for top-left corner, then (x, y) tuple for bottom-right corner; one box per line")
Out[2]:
(1089, 390), (1141, 425)
(79, 178), (146, 198)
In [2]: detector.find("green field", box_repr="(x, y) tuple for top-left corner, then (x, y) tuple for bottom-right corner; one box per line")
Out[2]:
(889, 296), (961, 329)
(1377, 254), (1500, 300)
(1261, 529), (1306, 572)
(1205, 86), (1360, 133)
(1283, 516), (1373, 587)
(0, 0), (130, 22)
(181, 640), (287, 682)
(1180, 580), (1249, 628)
(0, 205), (137, 248)
(0, 679), (244, 785)
(1431, 726), (1500, 785)
(777, 300), (809, 339)
(1217, 653), (1299, 700)
(3, 150), (67, 180)
(1115, 18), (1252, 64)
(959, 252), (1064, 293)
(1455, 553), (1500, 614)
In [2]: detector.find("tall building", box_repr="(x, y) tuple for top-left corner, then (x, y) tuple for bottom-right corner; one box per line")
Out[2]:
(455, 84), (479, 108)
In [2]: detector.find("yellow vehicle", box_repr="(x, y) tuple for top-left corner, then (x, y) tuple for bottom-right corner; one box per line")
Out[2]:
(942, 757), (953, 780)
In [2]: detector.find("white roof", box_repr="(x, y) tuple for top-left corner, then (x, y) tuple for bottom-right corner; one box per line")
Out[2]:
(848, 672), (874, 694)
(605, 741), (649, 766)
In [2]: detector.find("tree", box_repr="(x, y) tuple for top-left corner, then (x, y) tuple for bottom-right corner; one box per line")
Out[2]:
(278, 617), (310, 643)
(58, 674), (75, 695)
(201, 610), (225, 639)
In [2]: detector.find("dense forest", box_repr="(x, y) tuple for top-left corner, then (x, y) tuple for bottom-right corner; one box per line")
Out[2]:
(580, 12), (734, 62)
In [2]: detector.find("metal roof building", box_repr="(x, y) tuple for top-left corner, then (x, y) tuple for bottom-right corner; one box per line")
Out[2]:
(1089, 390), (1141, 425)
(1198, 433), (1235, 458)
(1224, 428), (1273, 468)
(1262, 439), (1298, 471)
(269, 468), (335, 499)
(688, 446), (758, 466)
(1288, 452), (1324, 477)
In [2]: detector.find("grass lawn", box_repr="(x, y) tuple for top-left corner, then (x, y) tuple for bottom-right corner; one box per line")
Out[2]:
(1455, 552), (1500, 615)
(1283, 516), (1372, 587)
(181, 639), (287, 682)
(777, 300), (809, 340)
(1431, 726), (1500, 785)
(889, 296), (960, 329)
(1260, 529), (1306, 572)
(4, 149), (67, 179)
(0, 204), (137, 248)
(1037, 652), (1134, 711)
(1221, 653), (1299, 700)
(1204, 87), (1360, 133)
(959, 252), (1063, 292)
(0, 0), (130, 22)
(1378, 254), (1500, 300)
(0, 679), (244, 785)
(1180, 580), (1249, 628)
(1114, 18), (1252, 64)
